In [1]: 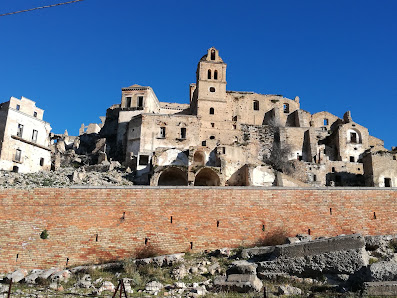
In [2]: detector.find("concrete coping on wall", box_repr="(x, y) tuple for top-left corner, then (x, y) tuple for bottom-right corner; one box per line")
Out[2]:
(69, 185), (397, 190)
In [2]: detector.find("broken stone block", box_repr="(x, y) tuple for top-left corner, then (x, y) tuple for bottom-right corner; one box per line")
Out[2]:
(214, 274), (263, 292)
(363, 281), (397, 296)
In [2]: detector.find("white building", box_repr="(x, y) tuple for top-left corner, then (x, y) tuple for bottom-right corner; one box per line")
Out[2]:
(0, 96), (52, 173)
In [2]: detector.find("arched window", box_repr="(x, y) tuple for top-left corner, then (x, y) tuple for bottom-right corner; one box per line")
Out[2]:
(209, 107), (214, 115)
(253, 100), (259, 110)
(207, 69), (211, 79)
(211, 49), (215, 60)
(214, 70), (218, 80)
(209, 87), (215, 92)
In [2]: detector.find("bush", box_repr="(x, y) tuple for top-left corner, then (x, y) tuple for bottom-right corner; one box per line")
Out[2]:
(134, 243), (164, 259)
(254, 227), (289, 247)
(40, 229), (49, 239)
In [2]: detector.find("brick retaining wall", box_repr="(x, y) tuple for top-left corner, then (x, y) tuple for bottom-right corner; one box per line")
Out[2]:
(0, 187), (396, 272)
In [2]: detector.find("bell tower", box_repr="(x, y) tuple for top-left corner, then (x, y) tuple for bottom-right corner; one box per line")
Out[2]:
(195, 47), (227, 119)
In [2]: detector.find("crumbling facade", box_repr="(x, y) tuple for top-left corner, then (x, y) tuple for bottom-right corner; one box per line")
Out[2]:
(98, 47), (393, 187)
(0, 96), (52, 173)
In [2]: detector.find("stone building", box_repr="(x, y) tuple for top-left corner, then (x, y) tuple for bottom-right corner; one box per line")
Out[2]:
(97, 47), (395, 187)
(0, 96), (52, 173)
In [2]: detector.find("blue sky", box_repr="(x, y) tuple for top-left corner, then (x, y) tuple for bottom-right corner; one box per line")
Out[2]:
(1, 1), (396, 148)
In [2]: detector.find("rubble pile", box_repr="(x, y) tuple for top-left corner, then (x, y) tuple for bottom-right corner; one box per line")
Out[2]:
(0, 162), (134, 189)
(2, 234), (397, 297)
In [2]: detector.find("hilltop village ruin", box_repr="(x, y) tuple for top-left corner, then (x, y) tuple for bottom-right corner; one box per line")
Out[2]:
(1, 47), (396, 187)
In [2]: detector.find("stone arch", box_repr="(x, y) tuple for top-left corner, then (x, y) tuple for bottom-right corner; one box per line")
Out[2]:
(157, 167), (188, 186)
(194, 168), (220, 186)
(193, 151), (206, 166)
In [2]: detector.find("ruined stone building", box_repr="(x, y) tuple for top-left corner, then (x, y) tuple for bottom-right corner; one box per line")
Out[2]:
(90, 47), (395, 187)
(0, 96), (52, 173)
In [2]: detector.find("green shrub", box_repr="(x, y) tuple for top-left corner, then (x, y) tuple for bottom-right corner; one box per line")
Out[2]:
(40, 229), (49, 239)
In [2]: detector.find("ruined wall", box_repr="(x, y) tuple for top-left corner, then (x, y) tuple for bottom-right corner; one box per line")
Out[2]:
(0, 187), (396, 273)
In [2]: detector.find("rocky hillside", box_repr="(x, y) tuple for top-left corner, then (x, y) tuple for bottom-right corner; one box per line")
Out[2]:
(2, 234), (397, 297)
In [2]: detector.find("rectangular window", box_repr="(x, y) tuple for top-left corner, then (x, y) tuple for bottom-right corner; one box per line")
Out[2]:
(159, 127), (166, 138)
(324, 118), (328, 125)
(139, 155), (149, 165)
(211, 123), (215, 128)
(17, 124), (23, 137)
(138, 96), (144, 108)
(350, 156), (355, 162)
(180, 127), (186, 139)
(32, 130), (38, 143)
(40, 158), (44, 166)
(16, 104), (20, 111)
(283, 103), (289, 113)
(33, 111), (37, 117)
(126, 97), (131, 108)
(15, 149), (21, 162)
(385, 178), (391, 187)
(350, 132), (357, 143)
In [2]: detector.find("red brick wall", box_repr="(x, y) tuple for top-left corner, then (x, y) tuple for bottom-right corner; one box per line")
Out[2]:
(0, 187), (396, 272)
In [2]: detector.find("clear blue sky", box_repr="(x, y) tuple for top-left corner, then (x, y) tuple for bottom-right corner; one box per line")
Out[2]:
(1, 1), (396, 148)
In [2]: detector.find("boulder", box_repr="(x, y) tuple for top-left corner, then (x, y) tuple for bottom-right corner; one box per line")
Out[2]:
(278, 284), (302, 296)
(99, 281), (115, 292)
(24, 269), (44, 284)
(50, 270), (71, 283)
(214, 274), (263, 292)
(145, 280), (164, 293)
(227, 260), (258, 275)
(368, 261), (397, 281)
(6, 269), (28, 283)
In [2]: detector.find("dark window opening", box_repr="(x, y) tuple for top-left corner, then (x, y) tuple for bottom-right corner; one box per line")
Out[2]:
(332, 167), (335, 172)
(210, 136), (215, 140)
(209, 87), (215, 92)
(283, 103), (289, 113)
(32, 129), (38, 143)
(16, 104), (20, 111)
(350, 156), (355, 162)
(233, 125), (236, 130)
(209, 107), (214, 115)
(385, 178), (391, 187)
(17, 124), (23, 137)
(40, 158), (44, 166)
(33, 111), (37, 117)
(232, 116), (237, 121)
(15, 149), (22, 162)
(253, 100), (259, 111)
(298, 155), (302, 161)
(207, 69), (211, 79)
(214, 70), (218, 80)
(160, 127), (166, 138)
(313, 174), (317, 182)
(126, 97), (131, 108)
(211, 123), (214, 128)
(350, 132), (357, 143)
(138, 96), (144, 108)
(13, 166), (19, 173)
(202, 141), (206, 146)
(139, 155), (149, 166)
(211, 49), (215, 60)
(180, 127), (186, 139)
(324, 118), (328, 126)
(394, 156), (396, 160)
